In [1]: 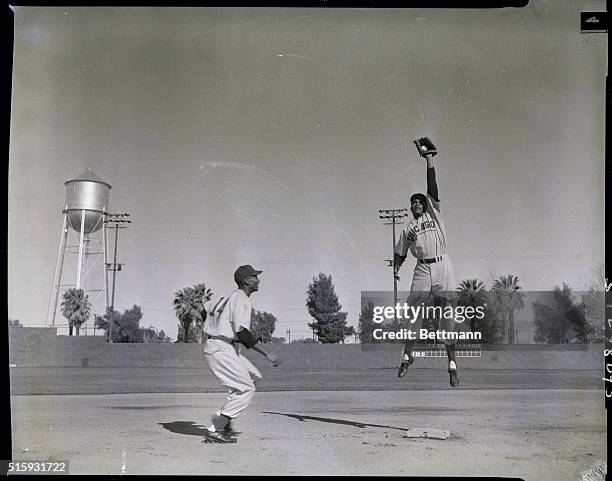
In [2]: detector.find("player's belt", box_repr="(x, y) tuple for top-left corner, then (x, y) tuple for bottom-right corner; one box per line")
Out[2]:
(205, 334), (236, 344)
(418, 255), (445, 264)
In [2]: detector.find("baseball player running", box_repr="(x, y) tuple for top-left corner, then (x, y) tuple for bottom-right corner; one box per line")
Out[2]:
(393, 137), (459, 387)
(201, 265), (281, 443)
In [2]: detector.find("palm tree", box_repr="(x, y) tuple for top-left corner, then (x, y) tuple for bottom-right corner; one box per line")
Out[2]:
(192, 283), (213, 343)
(173, 283), (213, 343)
(60, 288), (91, 336)
(491, 275), (525, 344)
(456, 278), (487, 333)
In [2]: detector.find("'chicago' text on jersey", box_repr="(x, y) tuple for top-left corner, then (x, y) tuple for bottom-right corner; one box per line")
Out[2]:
(414, 220), (437, 233)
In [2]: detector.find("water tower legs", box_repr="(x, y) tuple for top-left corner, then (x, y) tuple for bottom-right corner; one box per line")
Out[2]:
(46, 212), (69, 327)
(46, 209), (109, 333)
(103, 211), (109, 313)
(76, 209), (86, 289)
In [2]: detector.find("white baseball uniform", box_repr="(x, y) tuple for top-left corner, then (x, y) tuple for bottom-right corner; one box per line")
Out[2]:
(395, 192), (457, 344)
(395, 192), (456, 292)
(203, 289), (262, 418)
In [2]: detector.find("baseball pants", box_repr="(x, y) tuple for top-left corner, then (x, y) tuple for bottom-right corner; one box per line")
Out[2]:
(203, 338), (262, 418)
(404, 255), (458, 350)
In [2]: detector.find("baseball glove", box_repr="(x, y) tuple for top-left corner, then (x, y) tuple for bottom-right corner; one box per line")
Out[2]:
(413, 137), (437, 157)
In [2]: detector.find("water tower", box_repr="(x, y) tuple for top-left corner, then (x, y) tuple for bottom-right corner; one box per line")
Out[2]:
(46, 169), (111, 331)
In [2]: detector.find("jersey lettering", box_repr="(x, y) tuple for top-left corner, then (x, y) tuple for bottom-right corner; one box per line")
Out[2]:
(414, 220), (436, 233)
(395, 194), (448, 260)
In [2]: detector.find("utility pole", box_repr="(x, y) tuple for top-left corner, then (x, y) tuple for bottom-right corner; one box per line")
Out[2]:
(103, 213), (131, 343)
(379, 209), (408, 325)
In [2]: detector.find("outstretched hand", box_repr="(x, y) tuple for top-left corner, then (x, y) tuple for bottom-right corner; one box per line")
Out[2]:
(267, 352), (282, 367)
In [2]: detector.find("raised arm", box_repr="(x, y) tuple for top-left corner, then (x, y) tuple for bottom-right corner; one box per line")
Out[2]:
(426, 155), (439, 202)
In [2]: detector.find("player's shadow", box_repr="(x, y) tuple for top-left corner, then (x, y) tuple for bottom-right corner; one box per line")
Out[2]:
(262, 412), (406, 431)
(159, 421), (209, 437)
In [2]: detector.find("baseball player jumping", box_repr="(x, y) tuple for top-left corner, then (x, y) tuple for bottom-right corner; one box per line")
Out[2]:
(201, 265), (281, 444)
(393, 138), (459, 387)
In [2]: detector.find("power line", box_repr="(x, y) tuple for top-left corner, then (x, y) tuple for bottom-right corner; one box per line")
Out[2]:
(379, 208), (408, 324)
(104, 213), (131, 343)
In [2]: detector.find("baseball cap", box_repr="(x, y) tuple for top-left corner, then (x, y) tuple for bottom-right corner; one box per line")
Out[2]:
(410, 193), (427, 205)
(234, 265), (263, 284)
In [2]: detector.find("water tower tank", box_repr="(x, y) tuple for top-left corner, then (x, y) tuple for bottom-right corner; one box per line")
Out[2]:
(64, 169), (111, 234)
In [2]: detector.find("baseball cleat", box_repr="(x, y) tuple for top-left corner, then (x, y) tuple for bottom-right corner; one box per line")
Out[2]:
(211, 414), (241, 436)
(202, 429), (237, 444)
(397, 353), (415, 378)
(448, 367), (460, 387)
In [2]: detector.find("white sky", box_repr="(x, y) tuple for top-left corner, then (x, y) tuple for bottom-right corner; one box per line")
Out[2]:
(8, 3), (607, 340)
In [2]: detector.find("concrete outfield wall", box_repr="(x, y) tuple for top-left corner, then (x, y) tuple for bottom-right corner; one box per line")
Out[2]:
(8, 329), (605, 369)
(8, 327), (57, 367)
(55, 336), (208, 368)
(244, 343), (605, 371)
